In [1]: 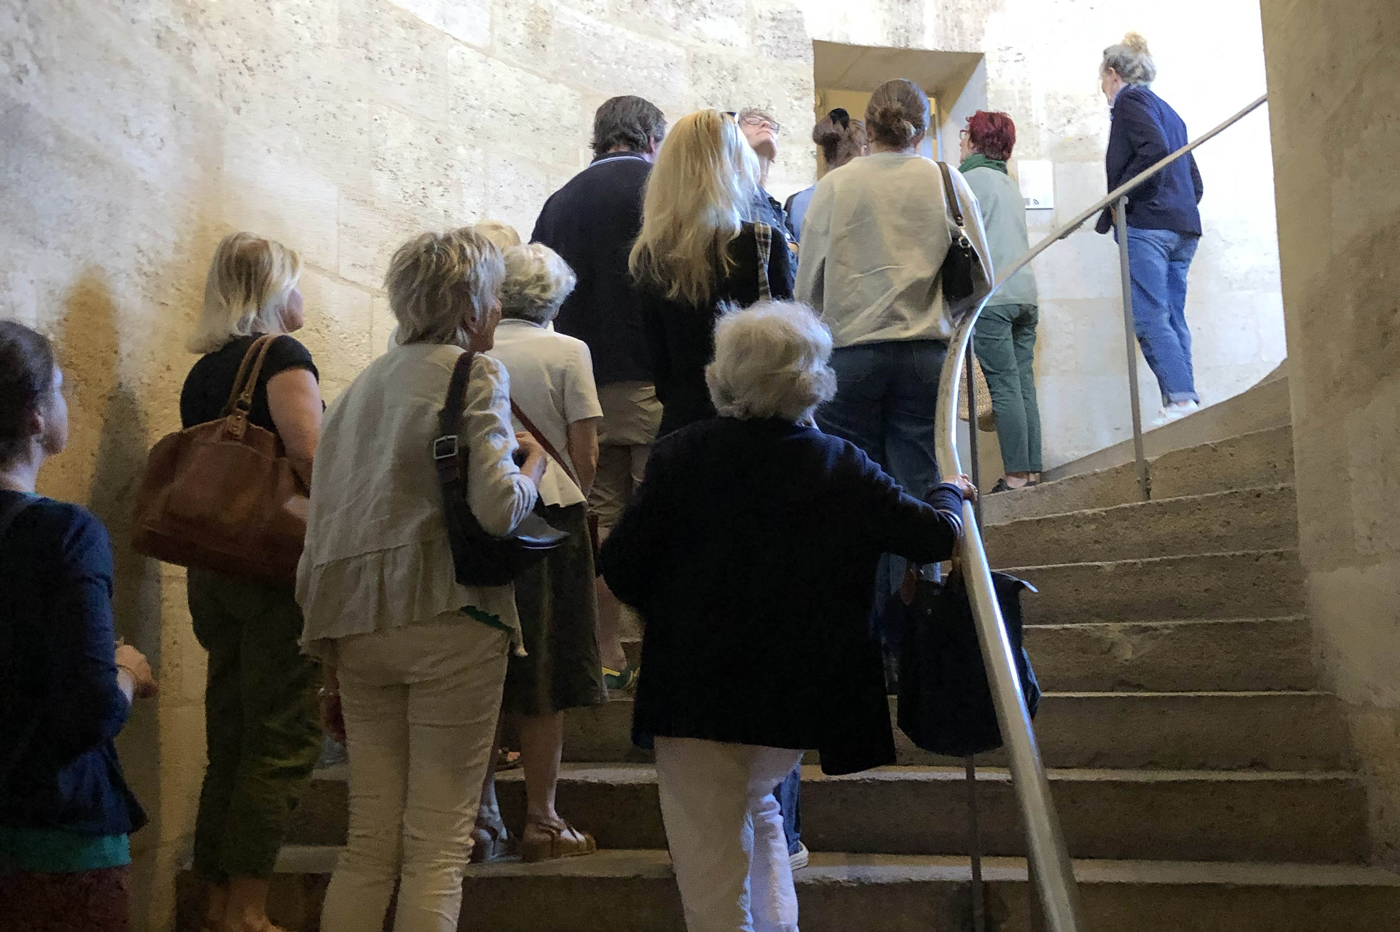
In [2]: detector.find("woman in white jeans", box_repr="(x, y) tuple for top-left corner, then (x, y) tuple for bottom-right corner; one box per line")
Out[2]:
(600, 302), (973, 932)
(296, 227), (547, 932)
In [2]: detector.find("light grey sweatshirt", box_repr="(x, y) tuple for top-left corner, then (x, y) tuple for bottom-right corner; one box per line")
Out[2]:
(794, 152), (993, 348)
(961, 165), (1039, 307)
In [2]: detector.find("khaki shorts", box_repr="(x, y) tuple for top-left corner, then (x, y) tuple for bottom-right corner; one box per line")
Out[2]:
(589, 381), (662, 533)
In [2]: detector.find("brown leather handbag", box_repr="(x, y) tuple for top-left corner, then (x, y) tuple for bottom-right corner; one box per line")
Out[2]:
(132, 335), (309, 584)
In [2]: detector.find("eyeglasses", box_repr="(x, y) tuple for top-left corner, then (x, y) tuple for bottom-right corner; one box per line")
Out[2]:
(958, 129), (970, 139)
(725, 111), (781, 134)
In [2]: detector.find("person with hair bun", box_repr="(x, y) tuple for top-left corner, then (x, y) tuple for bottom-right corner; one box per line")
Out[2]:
(1096, 31), (1206, 425)
(784, 108), (868, 243)
(796, 78), (990, 641)
(959, 110), (1043, 493)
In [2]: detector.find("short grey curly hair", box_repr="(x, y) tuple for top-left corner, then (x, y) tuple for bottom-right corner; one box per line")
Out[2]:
(706, 300), (837, 423)
(500, 244), (578, 325)
(385, 227), (505, 347)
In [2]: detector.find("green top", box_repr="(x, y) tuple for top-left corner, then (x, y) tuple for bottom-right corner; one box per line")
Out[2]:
(0, 826), (131, 873)
(959, 161), (1039, 307)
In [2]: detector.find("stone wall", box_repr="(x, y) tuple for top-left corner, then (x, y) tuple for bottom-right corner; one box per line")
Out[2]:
(1260, 0), (1400, 866)
(1, 0), (1284, 926)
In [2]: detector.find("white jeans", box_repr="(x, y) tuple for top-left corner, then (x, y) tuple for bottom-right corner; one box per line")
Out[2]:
(654, 737), (805, 932)
(319, 617), (509, 932)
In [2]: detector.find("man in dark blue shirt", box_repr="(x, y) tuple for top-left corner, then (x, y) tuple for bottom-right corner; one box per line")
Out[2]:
(531, 96), (666, 688)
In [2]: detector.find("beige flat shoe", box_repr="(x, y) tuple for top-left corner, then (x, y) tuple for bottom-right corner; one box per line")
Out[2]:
(521, 819), (597, 863)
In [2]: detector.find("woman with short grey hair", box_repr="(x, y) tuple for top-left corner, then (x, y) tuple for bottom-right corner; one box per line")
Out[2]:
(1096, 32), (1205, 426)
(299, 227), (548, 932)
(472, 242), (608, 864)
(600, 300), (975, 932)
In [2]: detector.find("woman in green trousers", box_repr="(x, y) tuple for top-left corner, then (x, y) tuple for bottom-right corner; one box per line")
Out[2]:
(960, 110), (1043, 492)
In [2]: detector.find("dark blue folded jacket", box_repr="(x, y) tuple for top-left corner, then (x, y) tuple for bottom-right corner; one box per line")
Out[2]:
(0, 493), (146, 837)
(1097, 84), (1204, 235)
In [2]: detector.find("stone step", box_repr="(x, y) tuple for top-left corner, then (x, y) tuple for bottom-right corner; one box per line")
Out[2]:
(984, 425), (1296, 524)
(1009, 549), (1305, 625)
(288, 764), (1368, 864)
(625, 616), (1319, 694)
(178, 848), (1400, 932)
(984, 485), (1298, 565)
(1043, 374), (1294, 483)
(1027, 616), (1317, 692)
(561, 691), (1349, 771)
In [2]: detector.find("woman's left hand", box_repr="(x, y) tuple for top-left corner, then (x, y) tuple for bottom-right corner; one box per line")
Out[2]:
(944, 473), (979, 504)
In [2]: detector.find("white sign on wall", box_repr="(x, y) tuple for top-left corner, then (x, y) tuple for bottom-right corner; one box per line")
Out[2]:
(1018, 160), (1054, 210)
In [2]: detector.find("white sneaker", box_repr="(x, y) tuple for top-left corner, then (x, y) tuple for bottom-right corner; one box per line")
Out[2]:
(1151, 401), (1198, 427)
(789, 841), (810, 871)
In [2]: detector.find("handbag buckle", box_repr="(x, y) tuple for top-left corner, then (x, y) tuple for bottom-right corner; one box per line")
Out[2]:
(432, 435), (459, 460)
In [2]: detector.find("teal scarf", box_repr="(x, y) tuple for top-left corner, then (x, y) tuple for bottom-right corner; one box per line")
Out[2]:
(959, 153), (1008, 175)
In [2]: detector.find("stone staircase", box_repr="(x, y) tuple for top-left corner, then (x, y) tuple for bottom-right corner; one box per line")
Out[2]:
(177, 413), (1400, 931)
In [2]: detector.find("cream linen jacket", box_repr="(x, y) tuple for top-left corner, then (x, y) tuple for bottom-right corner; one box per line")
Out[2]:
(297, 344), (539, 662)
(795, 152), (993, 348)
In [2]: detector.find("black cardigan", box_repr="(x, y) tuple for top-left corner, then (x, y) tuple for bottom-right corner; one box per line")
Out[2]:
(640, 222), (795, 438)
(599, 417), (964, 774)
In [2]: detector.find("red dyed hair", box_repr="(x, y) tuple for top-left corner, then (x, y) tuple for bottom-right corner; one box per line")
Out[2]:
(965, 110), (1016, 161)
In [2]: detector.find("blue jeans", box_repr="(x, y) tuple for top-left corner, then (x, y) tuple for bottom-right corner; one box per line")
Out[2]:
(1125, 227), (1200, 405)
(816, 340), (946, 646)
(776, 764), (801, 854)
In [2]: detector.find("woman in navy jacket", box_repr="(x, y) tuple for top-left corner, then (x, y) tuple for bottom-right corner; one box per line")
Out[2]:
(600, 302), (974, 932)
(1096, 32), (1206, 426)
(0, 322), (157, 931)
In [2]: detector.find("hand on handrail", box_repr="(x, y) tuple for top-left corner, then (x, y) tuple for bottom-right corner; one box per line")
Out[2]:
(943, 473), (979, 505)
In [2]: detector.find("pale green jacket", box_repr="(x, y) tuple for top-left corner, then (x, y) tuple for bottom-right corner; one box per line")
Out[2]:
(962, 165), (1039, 307)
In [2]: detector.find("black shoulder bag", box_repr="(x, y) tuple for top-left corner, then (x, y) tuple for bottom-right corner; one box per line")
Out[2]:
(936, 161), (982, 305)
(434, 352), (568, 587)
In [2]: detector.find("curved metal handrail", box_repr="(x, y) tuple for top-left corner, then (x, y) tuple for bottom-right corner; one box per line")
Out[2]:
(936, 92), (1269, 932)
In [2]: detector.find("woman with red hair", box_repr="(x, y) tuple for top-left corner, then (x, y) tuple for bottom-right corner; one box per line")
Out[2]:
(960, 110), (1042, 492)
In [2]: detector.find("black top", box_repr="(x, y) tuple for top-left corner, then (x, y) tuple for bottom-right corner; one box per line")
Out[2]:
(599, 417), (964, 774)
(179, 334), (318, 433)
(531, 152), (653, 387)
(1096, 85), (1204, 235)
(640, 222), (795, 438)
(0, 493), (146, 836)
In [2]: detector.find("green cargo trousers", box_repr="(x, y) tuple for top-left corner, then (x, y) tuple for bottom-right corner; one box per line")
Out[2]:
(973, 303), (1044, 474)
(188, 568), (321, 882)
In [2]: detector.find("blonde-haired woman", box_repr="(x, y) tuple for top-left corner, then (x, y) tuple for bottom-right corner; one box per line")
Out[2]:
(298, 228), (547, 932)
(179, 232), (324, 932)
(630, 109), (794, 438)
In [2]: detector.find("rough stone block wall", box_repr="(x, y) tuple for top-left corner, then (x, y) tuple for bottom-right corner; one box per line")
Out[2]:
(1261, 0), (1400, 867)
(1, 0), (1285, 926)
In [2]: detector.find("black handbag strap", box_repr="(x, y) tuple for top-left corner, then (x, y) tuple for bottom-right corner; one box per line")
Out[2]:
(936, 161), (969, 243)
(754, 221), (772, 301)
(434, 351), (476, 509)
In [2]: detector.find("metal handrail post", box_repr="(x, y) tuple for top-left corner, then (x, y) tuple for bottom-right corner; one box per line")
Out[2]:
(1114, 197), (1151, 502)
(937, 319), (1084, 932)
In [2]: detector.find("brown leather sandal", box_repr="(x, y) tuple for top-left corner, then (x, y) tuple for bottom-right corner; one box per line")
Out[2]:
(469, 812), (512, 863)
(520, 819), (597, 863)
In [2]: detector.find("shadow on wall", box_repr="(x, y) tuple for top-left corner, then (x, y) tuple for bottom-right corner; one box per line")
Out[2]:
(56, 271), (168, 928)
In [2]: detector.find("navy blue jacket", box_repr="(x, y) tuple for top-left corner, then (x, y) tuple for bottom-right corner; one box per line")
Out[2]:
(532, 152), (653, 386)
(0, 494), (146, 837)
(1096, 85), (1204, 235)
(600, 417), (964, 774)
